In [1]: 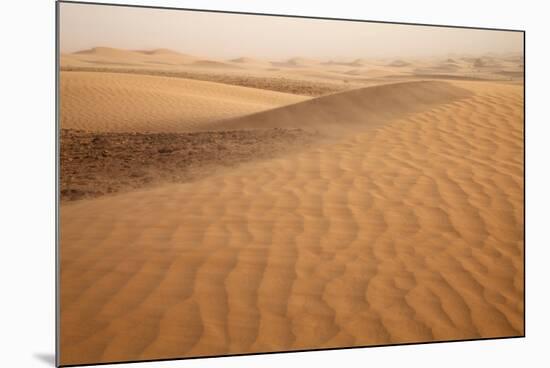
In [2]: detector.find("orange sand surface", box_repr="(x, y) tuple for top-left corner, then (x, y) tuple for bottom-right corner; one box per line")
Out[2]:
(60, 68), (523, 364)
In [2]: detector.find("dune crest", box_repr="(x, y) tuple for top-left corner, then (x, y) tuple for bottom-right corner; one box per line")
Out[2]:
(205, 81), (472, 134)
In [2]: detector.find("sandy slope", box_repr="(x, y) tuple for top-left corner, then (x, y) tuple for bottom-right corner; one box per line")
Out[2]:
(60, 71), (309, 132)
(60, 80), (523, 365)
(203, 81), (472, 134)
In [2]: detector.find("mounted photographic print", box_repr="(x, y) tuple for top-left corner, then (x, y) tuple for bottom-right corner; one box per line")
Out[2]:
(57, 1), (525, 366)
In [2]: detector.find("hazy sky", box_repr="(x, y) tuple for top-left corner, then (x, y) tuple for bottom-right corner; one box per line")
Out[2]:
(60, 2), (523, 60)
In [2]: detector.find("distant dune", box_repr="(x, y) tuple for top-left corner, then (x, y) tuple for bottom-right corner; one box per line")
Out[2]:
(272, 57), (322, 68)
(136, 48), (186, 55)
(229, 57), (273, 67)
(321, 59), (372, 68)
(473, 57), (503, 68)
(68, 47), (199, 66)
(61, 47), (523, 84)
(74, 46), (138, 56)
(388, 59), (411, 67)
(192, 60), (241, 68)
(349, 58), (371, 67)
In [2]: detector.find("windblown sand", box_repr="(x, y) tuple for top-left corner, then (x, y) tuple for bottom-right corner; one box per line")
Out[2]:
(60, 128), (318, 201)
(59, 49), (524, 366)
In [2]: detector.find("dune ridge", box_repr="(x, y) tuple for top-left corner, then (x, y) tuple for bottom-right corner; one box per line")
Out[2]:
(204, 81), (472, 134)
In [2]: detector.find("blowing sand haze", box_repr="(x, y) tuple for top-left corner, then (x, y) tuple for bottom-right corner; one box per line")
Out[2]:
(58, 2), (524, 366)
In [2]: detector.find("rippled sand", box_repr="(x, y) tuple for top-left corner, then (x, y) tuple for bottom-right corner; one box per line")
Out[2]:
(60, 73), (523, 365)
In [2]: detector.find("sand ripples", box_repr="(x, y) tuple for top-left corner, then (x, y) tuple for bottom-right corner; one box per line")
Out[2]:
(60, 80), (523, 365)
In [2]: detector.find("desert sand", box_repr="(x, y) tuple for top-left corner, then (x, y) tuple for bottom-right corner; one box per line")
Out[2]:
(60, 72), (309, 133)
(60, 48), (523, 365)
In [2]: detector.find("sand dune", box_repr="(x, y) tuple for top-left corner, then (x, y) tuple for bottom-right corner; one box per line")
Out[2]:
(413, 60), (466, 74)
(191, 60), (242, 69)
(59, 81), (469, 200)
(272, 57), (323, 68)
(229, 57), (273, 68)
(70, 47), (149, 66)
(388, 59), (411, 67)
(67, 47), (200, 67)
(137, 48), (186, 55)
(349, 58), (372, 67)
(60, 71), (309, 132)
(60, 66), (350, 96)
(204, 81), (472, 134)
(74, 46), (141, 57)
(60, 79), (523, 365)
(143, 53), (199, 66)
(61, 48), (523, 89)
(322, 59), (372, 67)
